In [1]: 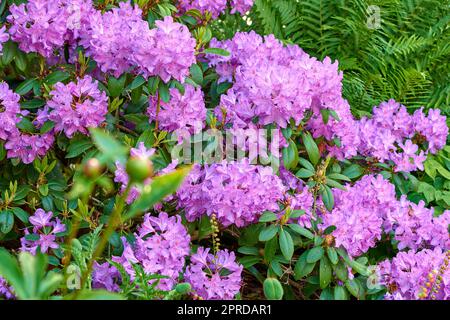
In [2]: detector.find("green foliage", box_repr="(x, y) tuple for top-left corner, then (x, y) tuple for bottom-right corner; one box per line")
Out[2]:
(247, 0), (450, 115)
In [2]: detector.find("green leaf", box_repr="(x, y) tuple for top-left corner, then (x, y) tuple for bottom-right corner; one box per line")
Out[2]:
(327, 247), (339, 265)
(299, 158), (315, 171)
(334, 286), (348, 300)
(158, 82), (170, 103)
(16, 79), (38, 95)
(190, 64), (203, 85)
(107, 75), (126, 98)
(321, 185), (334, 211)
(259, 211), (278, 222)
(295, 168), (314, 178)
(1, 41), (17, 65)
(128, 75), (146, 90)
(40, 121), (55, 134)
(288, 224), (314, 239)
(16, 118), (36, 133)
(239, 256), (261, 268)
(325, 178), (346, 190)
(90, 128), (127, 163)
(66, 138), (94, 159)
(302, 132), (320, 166)
(11, 207), (29, 223)
(307, 246), (324, 263)
(258, 224), (278, 242)
(282, 139), (299, 170)
(0, 210), (14, 234)
(126, 167), (191, 220)
(237, 246), (259, 255)
(333, 261), (348, 282)
(327, 173), (350, 182)
(70, 290), (125, 300)
(204, 47), (230, 56)
(279, 228), (294, 261)
(294, 251), (316, 280)
(319, 256), (332, 289)
(342, 164), (364, 179)
(44, 71), (70, 85)
(264, 237), (278, 262)
(345, 279), (362, 299)
(263, 278), (284, 300)
(0, 248), (26, 299)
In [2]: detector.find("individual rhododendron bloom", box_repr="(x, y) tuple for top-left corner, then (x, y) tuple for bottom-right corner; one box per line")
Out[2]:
(110, 212), (191, 291)
(45, 75), (108, 138)
(177, 159), (286, 227)
(0, 82), (21, 141)
(357, 100), (448, 172)
(184, 247), (243, 300)
(7, 0), (70, 57)
(0, 26), (9, 54)
(147, 84), (206, 134)
(320, 175), (398, 257)
(134, 16), (196, 83)
(20, 209), (66, 255)
(378, 248), (449, 300)
(92, 262), (122, 292)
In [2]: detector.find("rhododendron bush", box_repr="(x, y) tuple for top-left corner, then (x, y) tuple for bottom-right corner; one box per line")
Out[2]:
(0, 0), (448, 301)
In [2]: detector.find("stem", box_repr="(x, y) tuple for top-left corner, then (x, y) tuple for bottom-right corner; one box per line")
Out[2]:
(74, 184), (131, 298)
(155, 93), (161, 131)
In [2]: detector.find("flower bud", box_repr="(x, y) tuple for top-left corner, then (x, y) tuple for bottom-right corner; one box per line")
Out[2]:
(83, 158), (104, 178)
(126, 156), (154, 183)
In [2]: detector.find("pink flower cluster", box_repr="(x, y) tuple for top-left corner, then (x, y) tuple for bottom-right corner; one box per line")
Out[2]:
(177, 0), (253, 19)
(0, 82), (54, 164)
(37, 76), (108, 138)
(7, 0), (94, 58)
(80, 3), (196, 81)
(20, 209), (66, 255)
(147, 84), (206, 134)
(184, 247), (243, 300)
(93, 212), (191, 291)
(320, 175), (450, 257)
(378, 248), (449, 300)
(357, 100), (448, 172)
(177, 159), (286, 227)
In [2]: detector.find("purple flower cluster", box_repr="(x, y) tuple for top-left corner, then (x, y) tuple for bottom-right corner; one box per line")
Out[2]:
(184, 247), (243, 300)
(357, 100), (448, 172)
(93, 212), (191, 291)
(92, 261), (121, 292)
(0, 26), (9, 54)
(147, 84), (206, 134)
(81, 2), (196, 81)
(0, 82), (54, 164)
(0, 277), (14, 300)
(133, 16), (196, 83)
(0, 82), (21, 141)
(177, 159), (286, 227)
(321, 175), (450, 257)
(177, 0), (253, 19)
(320, 175), (398, 257)
(384, 198), (450, 251)
(39, 76), (108, 138)
(20, 209), (66, 255)
(178, 0), (227, 19)
(378, 248), (449, 300)
(7, 0), (94, 58)
(207, 32), (360, 159)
